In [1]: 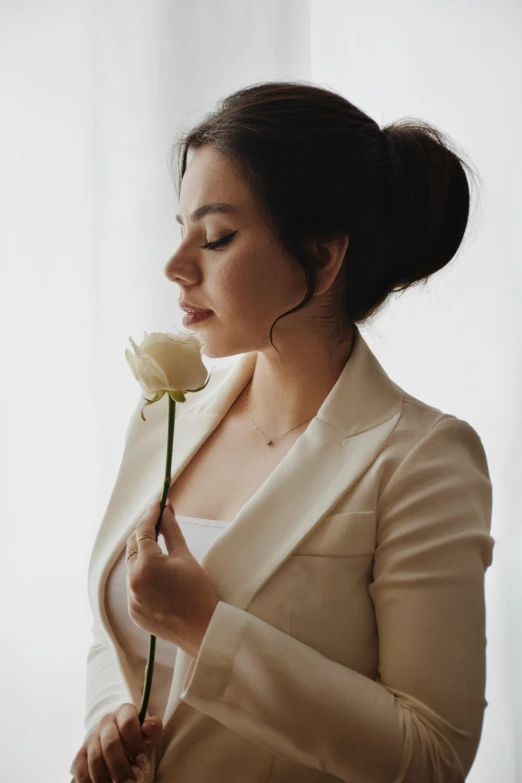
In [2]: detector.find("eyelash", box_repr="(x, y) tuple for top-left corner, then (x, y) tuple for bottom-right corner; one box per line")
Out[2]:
(200, 231), (237, 251)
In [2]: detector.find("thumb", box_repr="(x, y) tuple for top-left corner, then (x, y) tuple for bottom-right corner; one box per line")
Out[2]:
(159, 503), (188, 553)
(142, 718), (162, 742)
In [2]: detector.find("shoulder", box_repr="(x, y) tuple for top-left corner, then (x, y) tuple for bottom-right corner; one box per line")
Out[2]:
(380, 384), (491, 494)
(375, 391), (494, 571)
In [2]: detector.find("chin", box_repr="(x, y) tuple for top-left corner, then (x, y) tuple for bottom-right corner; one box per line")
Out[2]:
(197, 335), (256, 361)
(201, 346), (243, 360)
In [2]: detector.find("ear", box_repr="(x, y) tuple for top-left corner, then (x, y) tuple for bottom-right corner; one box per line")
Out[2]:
(308, 233), (349, 297)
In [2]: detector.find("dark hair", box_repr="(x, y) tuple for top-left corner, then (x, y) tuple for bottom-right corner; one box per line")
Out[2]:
(170, 80), (483, 358)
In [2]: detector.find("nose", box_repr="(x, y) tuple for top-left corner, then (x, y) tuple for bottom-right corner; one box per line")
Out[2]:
(164, 247), (178, 275)
(164, 250), (199, 291)
(164, 250), (184, 281)
(164, 257), (174, 279)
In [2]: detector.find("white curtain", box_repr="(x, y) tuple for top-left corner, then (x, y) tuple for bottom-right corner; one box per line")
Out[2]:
(1, 1), (519, 781)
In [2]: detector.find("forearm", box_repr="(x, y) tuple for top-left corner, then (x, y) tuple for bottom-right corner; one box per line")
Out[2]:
(83, 633), (156, 783)
(83, 627), (131, 739)
(180, 601), (471, 783)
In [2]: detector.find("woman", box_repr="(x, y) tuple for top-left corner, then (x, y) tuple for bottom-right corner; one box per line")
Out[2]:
(70, 81), (494, 783)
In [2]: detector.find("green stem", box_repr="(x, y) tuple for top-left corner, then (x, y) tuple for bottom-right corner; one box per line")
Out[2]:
(138, 394), (176, 725)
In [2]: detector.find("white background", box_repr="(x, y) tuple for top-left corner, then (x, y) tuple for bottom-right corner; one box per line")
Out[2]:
(0, 1), (519, 780)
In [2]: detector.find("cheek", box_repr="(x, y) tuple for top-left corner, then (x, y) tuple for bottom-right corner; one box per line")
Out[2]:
(221, 253), (269, 306)
(219, 243), (297, 319)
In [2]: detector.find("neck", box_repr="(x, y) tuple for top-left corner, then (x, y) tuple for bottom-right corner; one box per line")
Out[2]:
(243, 325), (356, 439)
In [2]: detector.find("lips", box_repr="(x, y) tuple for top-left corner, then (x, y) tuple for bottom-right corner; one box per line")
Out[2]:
(179, 302), (213, 314)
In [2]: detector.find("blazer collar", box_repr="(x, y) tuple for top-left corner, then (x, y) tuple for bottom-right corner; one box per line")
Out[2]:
(87, 324), (403, 730)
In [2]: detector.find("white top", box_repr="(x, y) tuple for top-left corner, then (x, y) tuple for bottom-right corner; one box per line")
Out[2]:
(104, 514), (228, 720)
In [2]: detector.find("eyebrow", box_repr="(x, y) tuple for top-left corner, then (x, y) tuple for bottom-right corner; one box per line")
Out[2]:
(175, 202), (239, 225)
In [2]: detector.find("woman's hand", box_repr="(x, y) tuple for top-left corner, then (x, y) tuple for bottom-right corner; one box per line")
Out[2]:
(125, 498), (220, 657)
(69, 703), (162, 782)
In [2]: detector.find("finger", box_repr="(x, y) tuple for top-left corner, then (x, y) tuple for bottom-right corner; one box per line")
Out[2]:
(134, 501), (164, 559)
(115, 705), (152, 776)
(70, 748), (93, 783)
(126, 502), (157, 564)
(157, 504), (188, 554)
(142, 718), (163, 743)
(86, 732), (112, 782)
(98, 719), (137, 783)
(126, 528), (138, 564)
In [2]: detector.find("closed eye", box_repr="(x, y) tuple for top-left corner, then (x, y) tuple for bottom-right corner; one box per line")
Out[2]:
(200, 231), (237, 251)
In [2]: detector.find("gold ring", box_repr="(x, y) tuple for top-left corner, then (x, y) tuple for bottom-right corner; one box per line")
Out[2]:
(126, 548), (138, 562)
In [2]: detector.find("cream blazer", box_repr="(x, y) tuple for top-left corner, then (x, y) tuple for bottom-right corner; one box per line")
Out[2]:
(83, 324), (495, 783)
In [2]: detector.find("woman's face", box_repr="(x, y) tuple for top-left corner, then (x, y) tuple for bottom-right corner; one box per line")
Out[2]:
(164, 145), (314, 359)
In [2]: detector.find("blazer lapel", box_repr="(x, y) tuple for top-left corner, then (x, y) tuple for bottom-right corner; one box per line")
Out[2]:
(87, 324), (403, 731)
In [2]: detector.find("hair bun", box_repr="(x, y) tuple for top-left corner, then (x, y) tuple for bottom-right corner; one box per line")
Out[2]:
(173, 82), (481, 340)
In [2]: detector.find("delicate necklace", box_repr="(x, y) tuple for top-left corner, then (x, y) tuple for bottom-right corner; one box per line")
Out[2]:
(245, 330), (356, 446)
(245, 383), (315, 445)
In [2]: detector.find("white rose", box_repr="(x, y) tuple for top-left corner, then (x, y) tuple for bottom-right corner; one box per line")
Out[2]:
(125, 330), (210, 412)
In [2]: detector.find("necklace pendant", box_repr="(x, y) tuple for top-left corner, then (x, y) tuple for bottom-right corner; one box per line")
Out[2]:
(265, 438), (272, 445)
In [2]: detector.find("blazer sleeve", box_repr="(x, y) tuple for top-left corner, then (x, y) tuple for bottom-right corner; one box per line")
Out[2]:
(179, 415), (495, 783)
(82, 392), (156, 782)
(83, 620), (133, 738)
(83, 620), (156, 783)
(83, 393), (142, 737)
